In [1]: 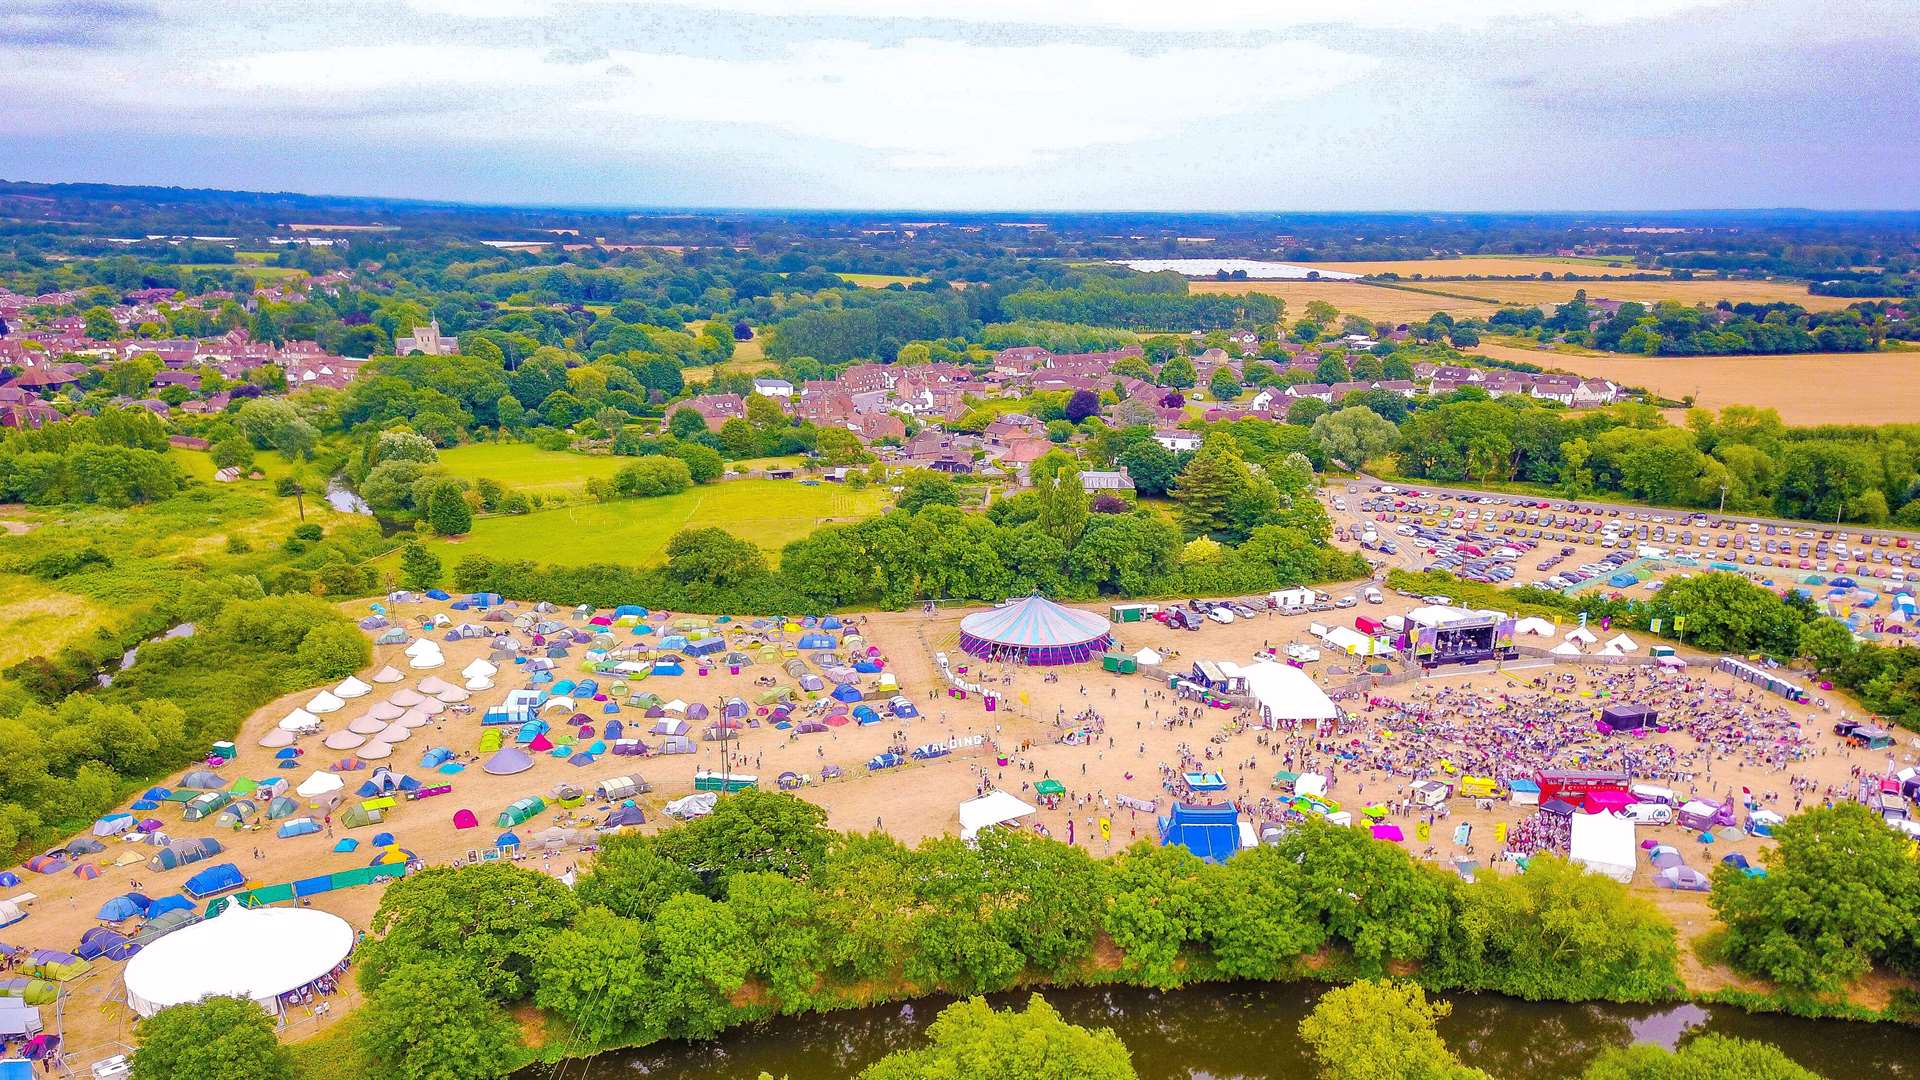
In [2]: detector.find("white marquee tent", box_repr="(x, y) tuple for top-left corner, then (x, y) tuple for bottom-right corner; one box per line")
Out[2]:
(958, 790), (1037, 841)
(1570, 811), (1637, 883)
(123, 907), (355, 1017)
(1240, 661), (1340, 726)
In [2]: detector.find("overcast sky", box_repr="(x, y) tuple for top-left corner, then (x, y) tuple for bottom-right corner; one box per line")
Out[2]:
(2, 0), (1914, 210)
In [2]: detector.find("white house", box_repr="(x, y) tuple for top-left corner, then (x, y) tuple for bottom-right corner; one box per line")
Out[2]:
(751, 377), (794, 398)
(1153, 429), (1202, 452)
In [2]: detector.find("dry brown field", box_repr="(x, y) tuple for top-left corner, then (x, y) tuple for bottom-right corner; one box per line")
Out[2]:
(1300, 256), (1663, 278)
(1426, 277), (1865, 311)
(1471, 341), (1920, 425)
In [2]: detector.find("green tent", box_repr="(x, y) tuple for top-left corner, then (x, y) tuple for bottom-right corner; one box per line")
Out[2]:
(339, 804), (384, 829)
(1035, 779), (1066, 796)
(497, 796), (547, 828)
(229, 777), (260, 797)
(29, 953), (91, 982)
(182, 791), (232, 821)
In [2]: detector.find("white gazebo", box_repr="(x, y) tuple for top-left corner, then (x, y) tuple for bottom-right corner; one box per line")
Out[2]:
(123, 907), (355, 1017)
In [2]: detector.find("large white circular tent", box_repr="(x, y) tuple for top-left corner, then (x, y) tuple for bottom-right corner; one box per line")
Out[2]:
(122, 906), (355, 1017)
(958, 594), (1114, 666)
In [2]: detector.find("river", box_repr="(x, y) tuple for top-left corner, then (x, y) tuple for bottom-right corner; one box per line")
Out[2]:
(518, 983), (1920, 1078)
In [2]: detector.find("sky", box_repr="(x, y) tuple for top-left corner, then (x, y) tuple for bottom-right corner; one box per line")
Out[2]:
(1, 0), (1915, 211)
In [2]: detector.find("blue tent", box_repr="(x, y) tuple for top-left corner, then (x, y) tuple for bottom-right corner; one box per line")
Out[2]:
(574, 679), (599, 698)
(686, 638), (725, 657)
(658, 635), (689, 651)
(604, 719), (624, 739)
(276, 819), (321, 839)
(853, 705), (881, 725)
(183, 862), (244, 899)
(273, 748), (300, 760)
(821, 616), (843, 629)
(630, 625), (653, 636)
(425, 589), (451, 601)
(516, 720), (548, 743)
(853, 660), (882, 673)
(496, 832), (521, 848)
(420, 747), (453, 769)
(551, 679), (576, 696)
(797, 633), (835, 650)
(603, 702), (619, 714)
(143, 786), (171, 800)
(144, 895), (191, 919)
(371, 832), (395, 847)
(890, 699), (919, 718)
(0, 872), (21, 889)
(613, 605), (647, 617)
(332, 838), (359, 853)
(652, 662), (684, 676)
(96, 895), (145, 921)
(1159, 803), (1242, 864)
(130, 800), (159, 812)
(831, 683), (863, 703)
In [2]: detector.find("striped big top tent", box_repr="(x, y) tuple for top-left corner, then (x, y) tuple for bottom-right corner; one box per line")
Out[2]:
(958, 594), (1114, 666)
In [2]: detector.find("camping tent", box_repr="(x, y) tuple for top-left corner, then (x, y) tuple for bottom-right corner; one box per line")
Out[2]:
(295, 771), (343, 798)
(306, 690), (345, 714)
(182, 862), (244, 899)
(484, 748), (534, 775)
(497, 797), (546, 827)
(1569, 811), (1636, 883)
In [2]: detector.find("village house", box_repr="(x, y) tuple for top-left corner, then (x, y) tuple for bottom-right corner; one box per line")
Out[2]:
(1153, 429), (1202, 452)
(674, 393), (746, 426)
(750, 377), (794, 398)
(1078, 468), (1135, 495)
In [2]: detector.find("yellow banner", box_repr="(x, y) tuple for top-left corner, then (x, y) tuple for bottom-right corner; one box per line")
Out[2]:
(1099, 817), (1111, 841)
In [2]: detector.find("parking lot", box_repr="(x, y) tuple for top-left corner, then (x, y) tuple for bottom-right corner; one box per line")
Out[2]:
(1324, 481), (1920, 593)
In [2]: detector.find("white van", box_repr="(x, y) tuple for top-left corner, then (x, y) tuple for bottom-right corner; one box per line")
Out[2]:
(1208, 607), (1236, 625)
(1364, 587), (1384, 605)
(1624, 803), (1674, 825)
(1629, 783), (1676, 806)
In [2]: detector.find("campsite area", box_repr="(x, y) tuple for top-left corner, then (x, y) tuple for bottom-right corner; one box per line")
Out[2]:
(3, 585), (1901, 1061)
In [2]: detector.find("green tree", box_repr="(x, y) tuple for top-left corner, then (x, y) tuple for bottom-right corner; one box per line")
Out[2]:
(650, 789), (832, 890)
(359, 961), (522, 1080)
(132, 996), (294, 1080)
(1171, 439), (1270, 542)
(857, 994), (1136, 1080)
(398, 542), (442, 591)
(1209, 368), (1242, 400)
(426, 482), (473, 537)
(1034, 466), (1090, 548)
(1158, 355), (1197, 389)
(668, 406), (710, 439)
(360, 863), (579, 1000)
(898, 471), (963, 513)
(663, 526), (767, 587)
(1711, 803), (1920, 991)
(1116, 440), (1180, 498)
(1299, 981), (1490, 1080)
(1309, 406), (1399, 469)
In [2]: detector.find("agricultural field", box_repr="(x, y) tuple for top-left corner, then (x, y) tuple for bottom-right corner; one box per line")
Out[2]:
(416, 478), (889, 567)
(1190, 279), (1501, 322)
(1401, 276), (1868, 312)
(1297, 256), (1662, 278)
(434, 443), (627, 497)
(1472, 340), (1920, 425)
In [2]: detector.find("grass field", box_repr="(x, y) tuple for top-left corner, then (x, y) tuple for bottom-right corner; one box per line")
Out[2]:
(1298, 256), (1662, 278)
(435, 444), (628, 497)
(174, 263), (308, 279)
(1471, 341), (1920, 425)
(837, 272), (929, 288)
(1190, 279), (1502, 322)
(415, 479), (889, 568)
(0, 573), (117, 669)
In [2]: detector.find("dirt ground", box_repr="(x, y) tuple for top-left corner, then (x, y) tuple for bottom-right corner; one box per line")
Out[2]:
(14, 592), (1911, 1066)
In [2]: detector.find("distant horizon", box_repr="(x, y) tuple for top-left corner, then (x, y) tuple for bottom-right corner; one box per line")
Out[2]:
(7, 175), (1920, 221)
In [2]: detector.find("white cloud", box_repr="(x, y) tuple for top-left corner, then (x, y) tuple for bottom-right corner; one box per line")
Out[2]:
(404, 0), (1737, 30)
(174, 38), (1379, 167)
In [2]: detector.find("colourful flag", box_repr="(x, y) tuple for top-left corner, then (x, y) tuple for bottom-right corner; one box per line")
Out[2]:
(1494, 822), (1508, 845)
(1416, 822), (1431, 842)
(1099, 817), (1111, 841)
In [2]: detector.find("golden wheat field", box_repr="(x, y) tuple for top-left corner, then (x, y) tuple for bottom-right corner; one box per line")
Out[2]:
(1472, 341), (1920, 425)
(1414, 277), (1868, 311)
(1190, 279), (1501, 322)
(1298, 256), (1662, 278)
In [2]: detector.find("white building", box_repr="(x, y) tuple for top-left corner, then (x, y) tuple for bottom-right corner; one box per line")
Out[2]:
(752, 377), (794, 398)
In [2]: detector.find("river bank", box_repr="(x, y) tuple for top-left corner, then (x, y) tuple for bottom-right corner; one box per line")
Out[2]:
(510, 981), (1920, 1079)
